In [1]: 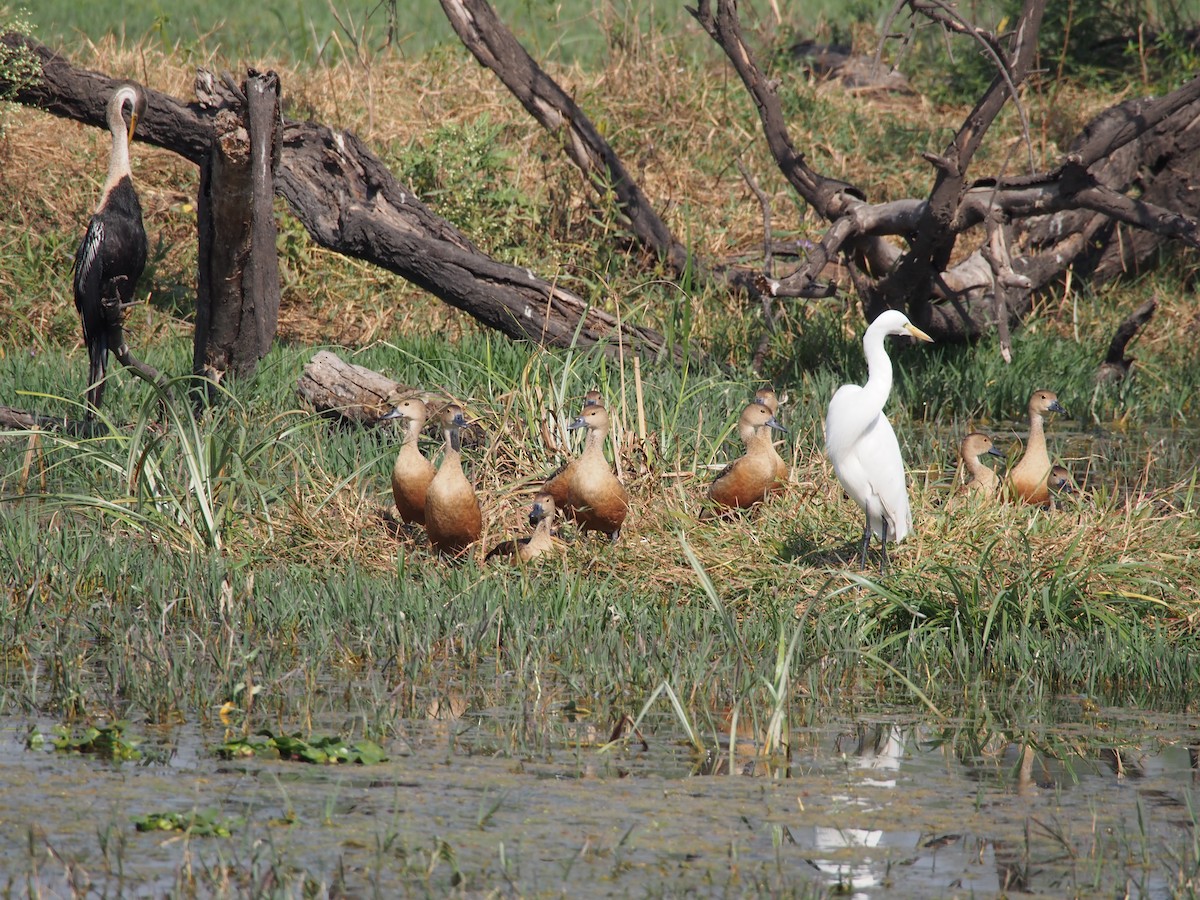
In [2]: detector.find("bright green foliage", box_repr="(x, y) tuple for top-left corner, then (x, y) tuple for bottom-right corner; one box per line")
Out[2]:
(395, 117), (544, 263)
(214, 730), (389, 764)
(28, 721), (143, 761)
(132, 809), (241, 836)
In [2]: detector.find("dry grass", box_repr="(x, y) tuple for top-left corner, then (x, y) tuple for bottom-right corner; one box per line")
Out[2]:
(0, 29), (1060, 351)
(2, 32), (1198, 627)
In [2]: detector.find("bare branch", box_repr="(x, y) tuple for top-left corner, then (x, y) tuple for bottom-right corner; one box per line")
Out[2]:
(0, 32), (674, 362)
(439, 0), (758, 295)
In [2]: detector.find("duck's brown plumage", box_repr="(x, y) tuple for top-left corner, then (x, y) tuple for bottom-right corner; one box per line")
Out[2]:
(753, 387), (779, 416)
(565, 405), (629, 540)
(958, 431), (1003, 499)
(425, 404), (482, 557)
(750, 387), (789, 489)
(709, 402), (787, 511)
(381, 397), (436, 525)
(486, 493), (557, 563)
(541, 390), (606, 508)
(1006, 390), (1066, 505)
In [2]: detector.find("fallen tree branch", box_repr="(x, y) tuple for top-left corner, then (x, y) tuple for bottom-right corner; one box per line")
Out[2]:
(691, 0), (1200, 346)
(296, 350), (412, 423)
(0, 32), (675, 364)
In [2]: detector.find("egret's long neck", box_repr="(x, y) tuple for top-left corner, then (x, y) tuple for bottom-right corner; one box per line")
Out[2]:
(862, 329), (894, 413)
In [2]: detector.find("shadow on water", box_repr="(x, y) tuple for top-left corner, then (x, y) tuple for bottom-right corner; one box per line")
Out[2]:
(3, 703), (1199, 896)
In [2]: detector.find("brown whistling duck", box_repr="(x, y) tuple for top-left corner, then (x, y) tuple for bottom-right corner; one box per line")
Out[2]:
(753, 387), (779, 416)
(542, 390), (604, 509)
(424, 404), (483, 557)
(1048, 465), (1075, 493)
(708, 402), (787, 512)
(379, 397), (436, 525)
(958, 432), (1003, 499)
(750, 387), (789, 489)
(485, 493), (557, 563)
(1006, 390), (1067, 505)
(565, 404), (629, 541)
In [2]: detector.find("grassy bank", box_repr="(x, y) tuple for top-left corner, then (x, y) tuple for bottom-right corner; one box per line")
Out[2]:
(2, 7), (1200, 749)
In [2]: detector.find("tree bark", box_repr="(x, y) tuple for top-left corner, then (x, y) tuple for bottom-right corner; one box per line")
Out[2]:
(295, 350), (412, 423)
(0, 33), (673, 363)
(194, 69), (282, 397)
(689, 0), (1200, 349)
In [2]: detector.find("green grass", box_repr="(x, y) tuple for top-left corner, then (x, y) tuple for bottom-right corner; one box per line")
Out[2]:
(26, 0), (886, 66)
(2, 323), (1198, 737)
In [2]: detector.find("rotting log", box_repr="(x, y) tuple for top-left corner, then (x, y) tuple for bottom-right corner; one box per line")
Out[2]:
(296, 350), (415, 424)
(0, 33), (674, 367)
(193, 69), (283, 398)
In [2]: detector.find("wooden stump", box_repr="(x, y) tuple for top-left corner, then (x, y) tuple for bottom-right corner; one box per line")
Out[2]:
(193, 69), (282, 398)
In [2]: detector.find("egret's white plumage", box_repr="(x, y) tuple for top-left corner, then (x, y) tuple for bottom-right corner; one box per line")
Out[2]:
(824, 309), (932, 570)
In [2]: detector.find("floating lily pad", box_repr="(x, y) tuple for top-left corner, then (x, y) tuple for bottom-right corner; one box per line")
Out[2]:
(213, 730), (388, 765)
(133, 810), (241, 837)
(27, 721), (142, 762)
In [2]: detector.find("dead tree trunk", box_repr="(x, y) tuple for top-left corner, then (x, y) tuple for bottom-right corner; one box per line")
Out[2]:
(0, 33), (673, 367)
(194, 70), (282, 399)
(439, 0), (1200, 359)
(688, 0), (1200, 352)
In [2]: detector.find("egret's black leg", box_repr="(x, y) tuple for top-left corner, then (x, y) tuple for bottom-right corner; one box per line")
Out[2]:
(859, 518), (871, 569)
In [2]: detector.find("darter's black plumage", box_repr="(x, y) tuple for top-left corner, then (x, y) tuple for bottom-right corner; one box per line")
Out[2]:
(73, 82), (148, 416)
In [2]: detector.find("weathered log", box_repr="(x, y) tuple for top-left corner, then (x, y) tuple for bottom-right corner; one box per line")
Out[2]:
(296, 350), (415, 423)
(0, 406), (74, 433)
(193, 69), (282, 394)
(0, 33), (674, 363)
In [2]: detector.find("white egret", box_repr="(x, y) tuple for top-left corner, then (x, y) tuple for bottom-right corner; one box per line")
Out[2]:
(824, 309), (932, 571)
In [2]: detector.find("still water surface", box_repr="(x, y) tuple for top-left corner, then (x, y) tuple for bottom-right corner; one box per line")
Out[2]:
(2, 705), (1196, 896)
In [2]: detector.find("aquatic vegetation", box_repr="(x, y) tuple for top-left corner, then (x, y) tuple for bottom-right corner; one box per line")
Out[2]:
(133, 810), (241, 837)
(214, 730), (388, 765)
(27, 721), (142, 761)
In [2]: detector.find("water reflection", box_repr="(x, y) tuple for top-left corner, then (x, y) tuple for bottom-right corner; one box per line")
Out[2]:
(791, 719), (1200, 898)
(809, 724), (904, 896)
(2, 710), (1197, 896)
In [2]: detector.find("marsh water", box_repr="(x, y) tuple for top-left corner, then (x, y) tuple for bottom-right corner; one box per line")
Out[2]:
(2, 703), (1198, 896)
